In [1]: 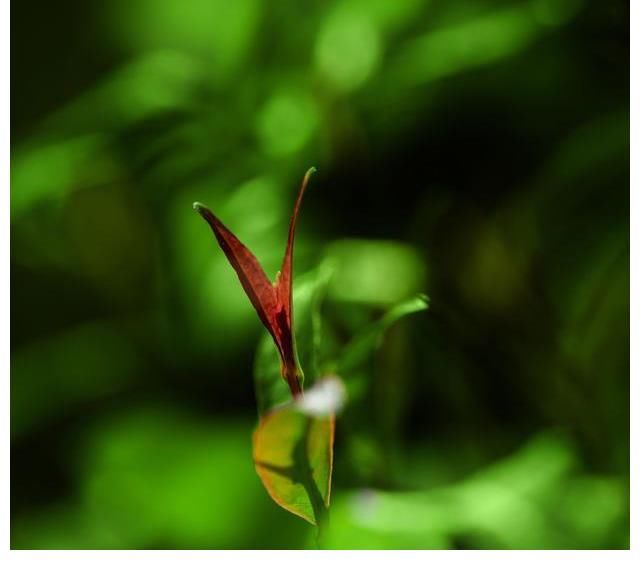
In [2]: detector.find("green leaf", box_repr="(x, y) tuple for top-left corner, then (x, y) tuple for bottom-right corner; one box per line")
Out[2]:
(253, 405), (335, 526)
(337, 293), (429, 374)
(324, 239), (426, 307)
(254, 263), (333, 415)
(254, 276), (428, 415)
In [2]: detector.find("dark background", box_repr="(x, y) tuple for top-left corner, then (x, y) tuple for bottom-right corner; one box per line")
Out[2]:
(11, 0), (629, 548)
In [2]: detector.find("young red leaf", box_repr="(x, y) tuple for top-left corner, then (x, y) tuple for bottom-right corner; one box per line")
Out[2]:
(194, 167), (316, 397)
(192, 204), (279, 335)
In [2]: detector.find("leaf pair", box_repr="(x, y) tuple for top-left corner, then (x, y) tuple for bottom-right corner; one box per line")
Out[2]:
(194, 167), (316, 397)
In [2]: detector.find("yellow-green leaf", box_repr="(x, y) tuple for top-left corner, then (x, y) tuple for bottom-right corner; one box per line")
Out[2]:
(253, 405), (335, 525)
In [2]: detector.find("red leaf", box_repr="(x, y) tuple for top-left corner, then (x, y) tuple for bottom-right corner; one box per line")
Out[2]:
(192, 204), (278, 332)
(194, 167), (316, 397)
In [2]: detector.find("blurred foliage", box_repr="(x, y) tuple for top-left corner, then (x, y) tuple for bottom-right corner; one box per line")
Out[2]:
(11, 0), (628, 549)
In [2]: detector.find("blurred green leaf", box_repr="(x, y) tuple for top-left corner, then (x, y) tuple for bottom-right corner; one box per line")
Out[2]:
(531, 0), (583, 27)
(315, 2), (382, 92)
(322, 432), (627, 549)
(325, 239), (426, 306)
(79, 409), (260, 547)
(256, 88), (319, 158)
(11, 136), (107, 217)
(337, 293), (429, 375)
(11, 322), (141, 437)
(391, 3), (541, 85)
(346, 0), (424, 33)
(108, 0), (261, 83)
(13, 407), (313, 549)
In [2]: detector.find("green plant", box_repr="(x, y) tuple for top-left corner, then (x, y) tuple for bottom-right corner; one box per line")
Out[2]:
(194, 169), (336, 532)
(194, 169), (428, 539)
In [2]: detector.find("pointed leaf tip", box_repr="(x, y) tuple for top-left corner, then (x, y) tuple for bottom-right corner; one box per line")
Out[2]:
(303, 167), (317, 186)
